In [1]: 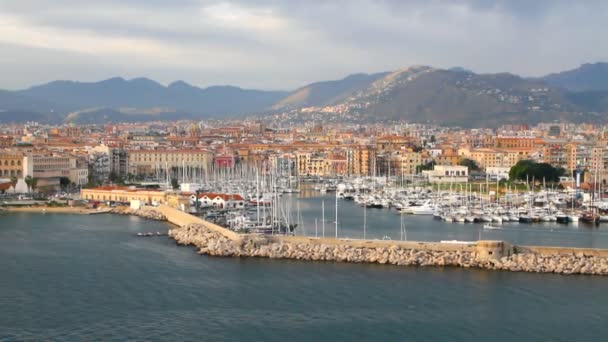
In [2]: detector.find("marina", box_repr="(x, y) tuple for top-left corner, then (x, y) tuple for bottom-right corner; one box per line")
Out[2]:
(164, 171), (608, 249)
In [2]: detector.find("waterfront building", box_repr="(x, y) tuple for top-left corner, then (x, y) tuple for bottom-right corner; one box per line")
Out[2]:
(422, 165), (469, 183)
(32, 154), (89, 187)
(80, 186), (168, 204)
(192, 193), (245, 209)
(485, 166), (511, 181)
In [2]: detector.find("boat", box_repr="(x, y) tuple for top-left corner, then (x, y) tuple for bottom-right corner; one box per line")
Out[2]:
(411, 206), (435, 215)
(483, 224), (500, 230)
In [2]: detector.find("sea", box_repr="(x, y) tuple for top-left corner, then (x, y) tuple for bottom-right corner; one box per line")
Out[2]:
(1, 196), (608, 341)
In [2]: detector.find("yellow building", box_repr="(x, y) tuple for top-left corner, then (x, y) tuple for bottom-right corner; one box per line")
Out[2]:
(128, 149), (212, 176)
(81, 186), (168, 204)
(0, 152), (24, 178)
(462, 148), (529, 169)
(296, 152), (331, 177)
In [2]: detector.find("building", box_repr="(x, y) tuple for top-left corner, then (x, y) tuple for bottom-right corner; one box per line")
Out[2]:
(32, 154), (89, 187)
(80, 186), (168, 204)
(0, 152), (24, 178)
(422, 165), (469, 183)
(0, 136), (15, 148)
(128, 149), (212, 177)
(346, 146), (376, 176)
(485, 166), (511, 181)
(192, 193), (245, 209)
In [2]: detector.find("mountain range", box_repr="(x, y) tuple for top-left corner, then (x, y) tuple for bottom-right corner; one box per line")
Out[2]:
(1, 62), (608, 126)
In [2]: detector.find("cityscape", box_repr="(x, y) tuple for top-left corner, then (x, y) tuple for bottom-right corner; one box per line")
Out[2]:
(2, 1), (608, 341)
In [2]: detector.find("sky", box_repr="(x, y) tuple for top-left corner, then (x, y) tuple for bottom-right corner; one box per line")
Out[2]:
(0, 0), (606, 91)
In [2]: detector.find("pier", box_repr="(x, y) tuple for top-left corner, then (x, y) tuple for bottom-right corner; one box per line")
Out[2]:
(150, 205), (608, 275)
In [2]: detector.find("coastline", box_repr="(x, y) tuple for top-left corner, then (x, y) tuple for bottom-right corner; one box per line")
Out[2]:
(3, 206), (111, 214)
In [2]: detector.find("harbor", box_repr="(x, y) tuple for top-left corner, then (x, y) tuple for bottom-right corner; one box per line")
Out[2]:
(166, 174), (608, 249)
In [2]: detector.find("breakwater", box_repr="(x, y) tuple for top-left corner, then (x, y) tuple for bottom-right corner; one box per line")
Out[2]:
(110, 206), (166, 221)
(119, 205), (608, 276)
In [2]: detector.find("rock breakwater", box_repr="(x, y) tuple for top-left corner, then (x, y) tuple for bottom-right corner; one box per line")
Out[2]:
(111, 207), (166, 221)
(169, 223), (608, 276)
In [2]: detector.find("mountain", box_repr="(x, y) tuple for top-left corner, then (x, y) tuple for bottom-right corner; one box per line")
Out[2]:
(272, 72), (389, 109)
(2, 78), (288, 122)
(274, 65), (595, 127)
(64, 107), (196, 125)
(541, 63), (608, 91)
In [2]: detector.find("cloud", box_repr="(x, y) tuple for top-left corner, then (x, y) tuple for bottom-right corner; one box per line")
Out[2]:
(0, 0), (606, 90)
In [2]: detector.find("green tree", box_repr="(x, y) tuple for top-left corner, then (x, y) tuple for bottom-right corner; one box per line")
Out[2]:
(430, 135), (436, 143)
(59, 177), (70, 191)
(509, 160), (565, 183)
(24, 175), (33, 192)
(416, 161), (434, 173)
(171, 178), (180, 190)
(459, 158), (480, 171)
(30, 177), (38, 192)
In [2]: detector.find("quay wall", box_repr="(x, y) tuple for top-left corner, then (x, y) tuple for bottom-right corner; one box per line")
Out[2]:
(146, 206), (608, 275)
(156, 204), (242, 241)
(519, 245), (608, 258)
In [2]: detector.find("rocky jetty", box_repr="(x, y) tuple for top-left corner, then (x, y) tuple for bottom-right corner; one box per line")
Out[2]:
(110, 207), (166, 221)
(169, 223), (608, 276)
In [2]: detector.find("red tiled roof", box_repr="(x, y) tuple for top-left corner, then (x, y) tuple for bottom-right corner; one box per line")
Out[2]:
(198, 193), (244, 201)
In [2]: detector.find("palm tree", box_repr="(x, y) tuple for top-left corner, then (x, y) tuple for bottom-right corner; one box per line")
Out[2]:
(24, 175), (38, 193)
(24, 175), (32, 193)
(31, 177), (38, 193)
(10, 175), (17, 191)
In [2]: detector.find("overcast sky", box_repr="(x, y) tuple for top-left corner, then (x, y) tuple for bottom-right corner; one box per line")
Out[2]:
(0, 0), (606, 90)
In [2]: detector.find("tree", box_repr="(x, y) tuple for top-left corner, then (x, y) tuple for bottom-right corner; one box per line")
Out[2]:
(459, 158), (480, 172)
(416, 161), (434, 173)
(430, 135), (436, 143)
(171, 178), (180, 190)
(30, 177), (38, 192)
(24, 175), (33, 192)
(509, 160), (565, 183)
(59, 177), (70, 191)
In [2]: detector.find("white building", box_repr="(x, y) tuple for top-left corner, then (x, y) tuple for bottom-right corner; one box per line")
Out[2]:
(191, 193), (245, 209)
(485, 167), (511, 181)
(422, 165), (468, 183)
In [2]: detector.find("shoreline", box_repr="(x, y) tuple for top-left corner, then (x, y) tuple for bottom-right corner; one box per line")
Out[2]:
(3, 206), (111, 214)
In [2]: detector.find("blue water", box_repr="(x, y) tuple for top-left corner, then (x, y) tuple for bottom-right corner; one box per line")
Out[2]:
(1, 212), (608, 341)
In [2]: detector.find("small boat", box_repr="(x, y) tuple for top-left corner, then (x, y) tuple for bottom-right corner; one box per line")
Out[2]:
(480, 215), (492, 223)
(556, 215), (569, 224)
(519, 215), (533, 223)
(483, 224), (500, 230)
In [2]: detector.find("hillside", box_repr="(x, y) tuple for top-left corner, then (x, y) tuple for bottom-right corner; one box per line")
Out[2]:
(64, 107), (196, 124)
(273, 65), (606, 127)
(272, 72), (389, 109)
(541, 63), (608, 91)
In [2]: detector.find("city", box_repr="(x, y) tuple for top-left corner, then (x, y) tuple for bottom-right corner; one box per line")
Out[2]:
(2, 1), (608, 340)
